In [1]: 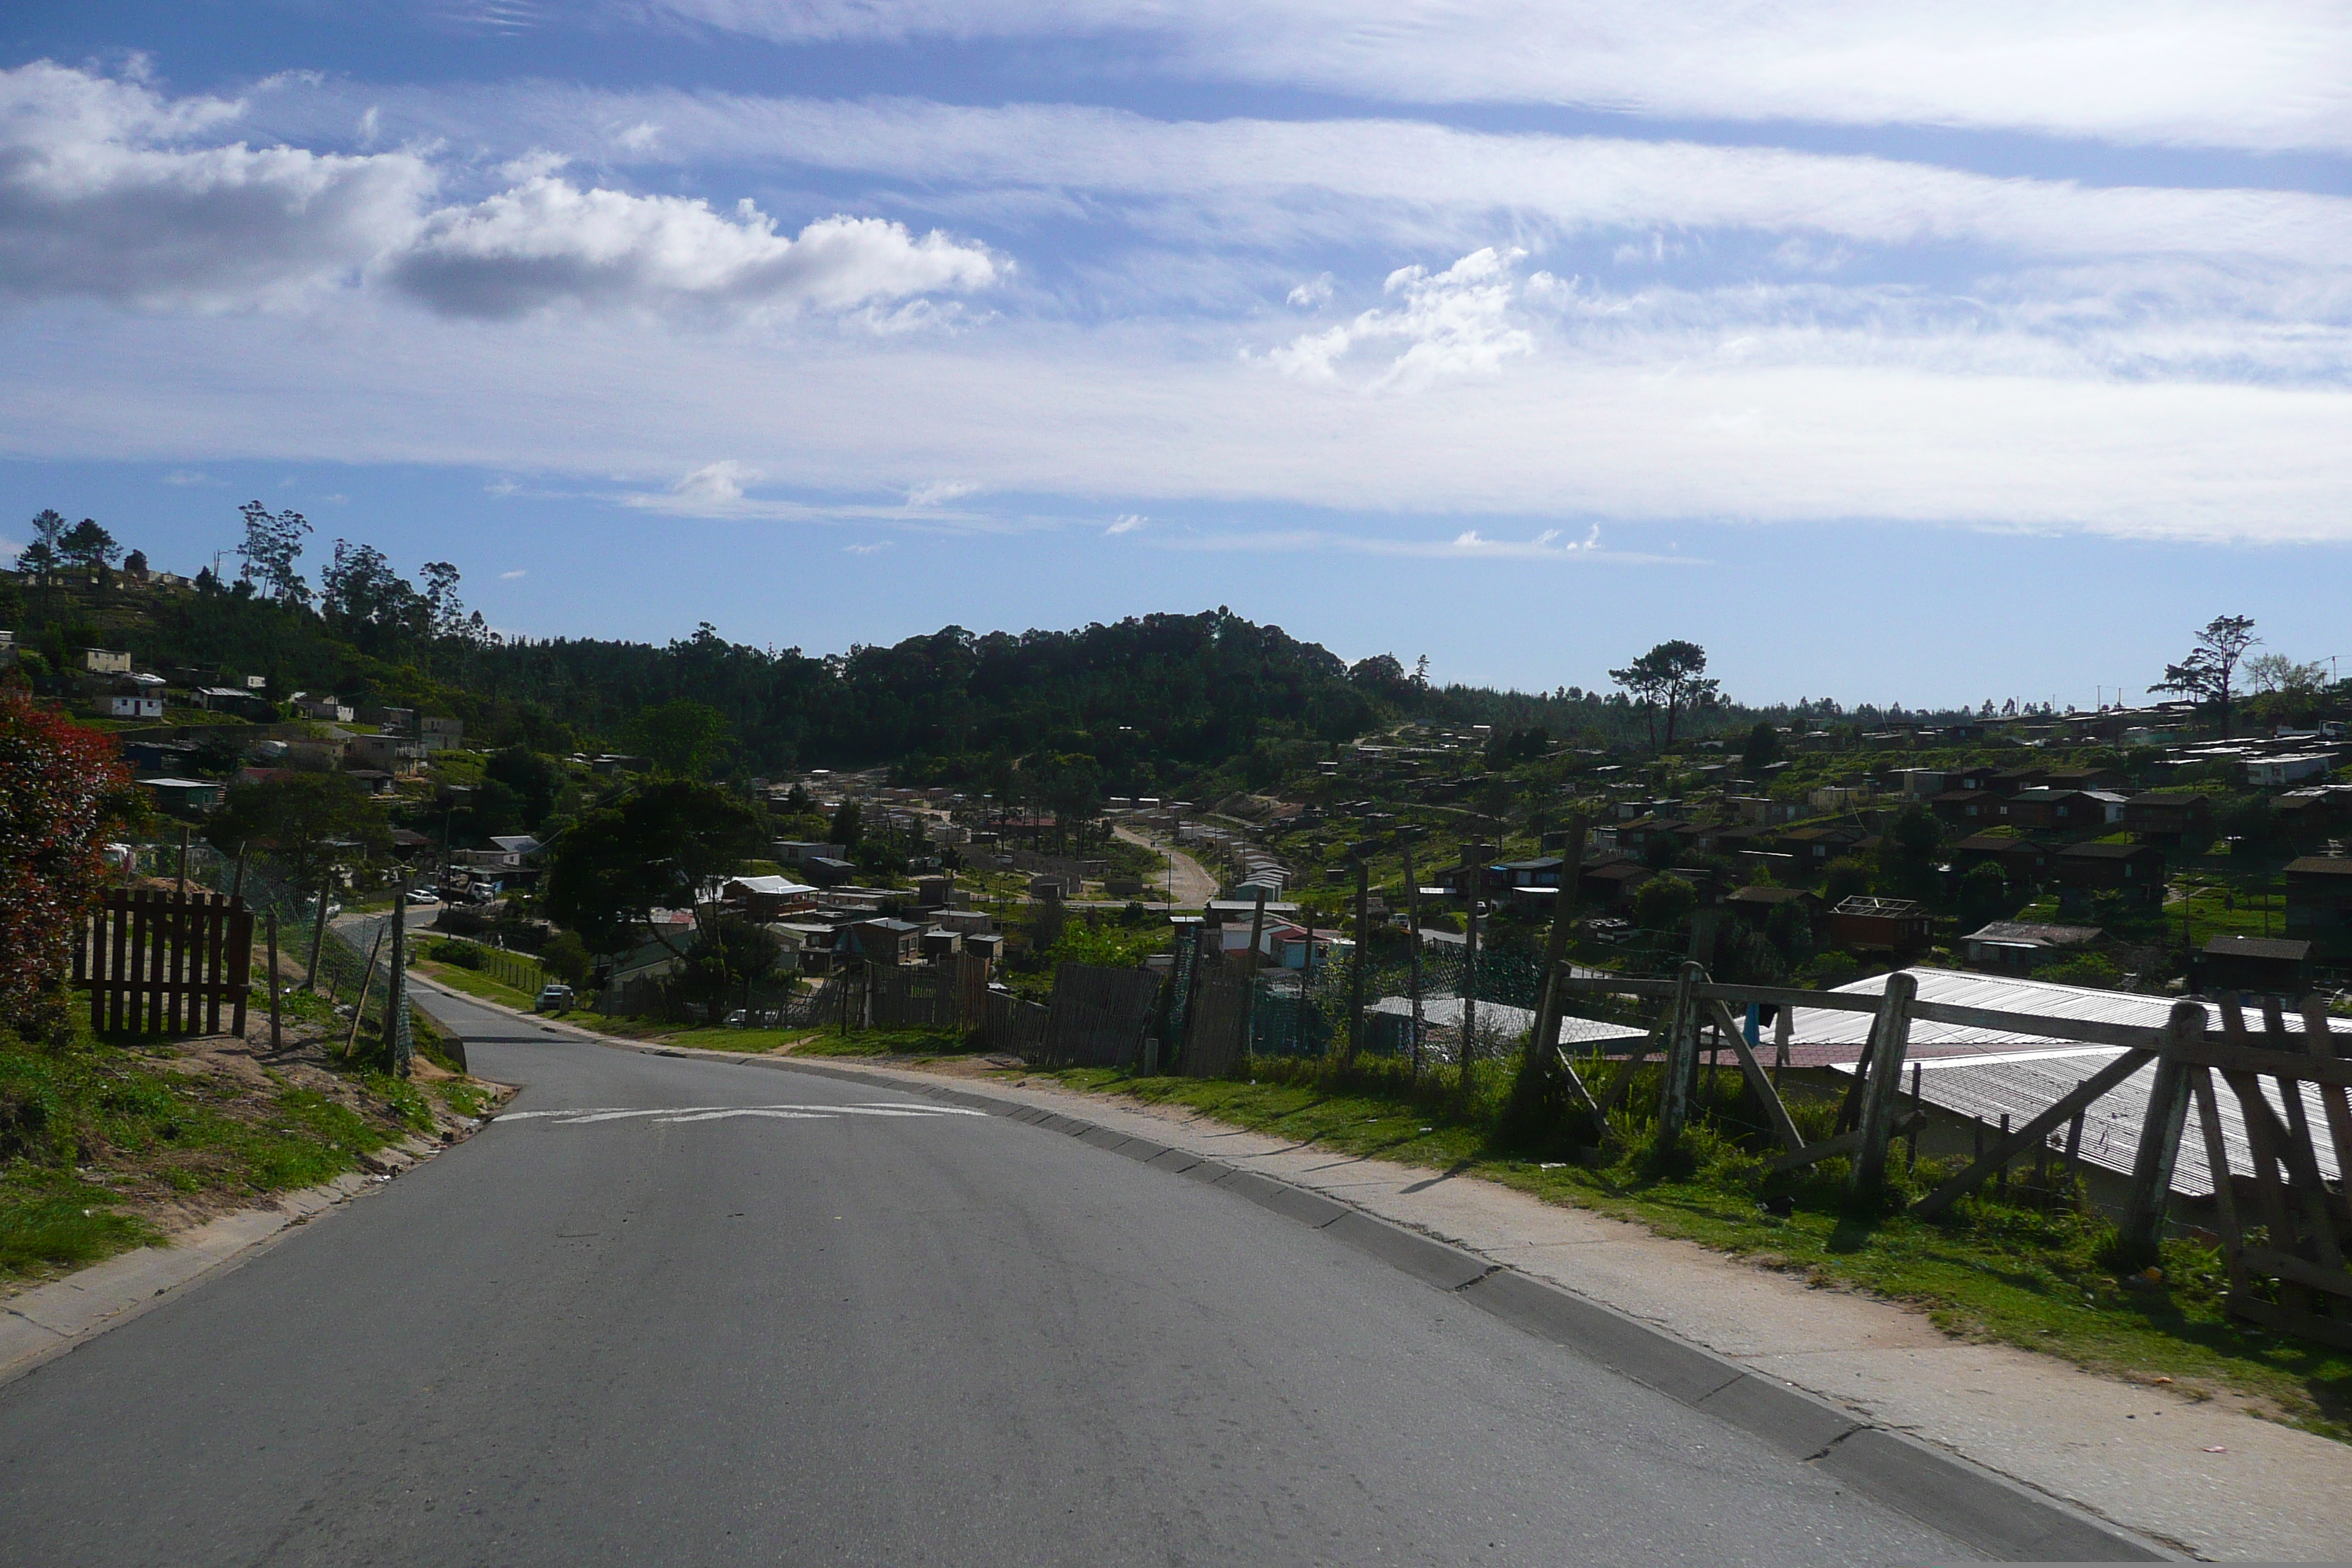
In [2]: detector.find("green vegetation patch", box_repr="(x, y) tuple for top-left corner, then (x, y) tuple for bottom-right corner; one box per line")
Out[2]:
(794, 1027), (982, 1058)
(0, 1017), (446, 1287)
(1011, 1054), (2352, 1441)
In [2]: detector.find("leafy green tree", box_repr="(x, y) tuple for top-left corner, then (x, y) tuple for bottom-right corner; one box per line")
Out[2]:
(1959, 862), (2012, 925)
(1822, 856), (1874, 908)
(672, 921), (783, 1011)
(1877, 804), (1942, 896)
(1765, 899), (1815, 965)
(204, 772), (391, 888)
(539, 930), (592, 986)
(2149, 614), (2258, 737)
(1632, 874), (1697, 932)
(1741, 721), (1781, 774)
(59, 519), (119, 577)
(1608, 640), (1719, 752)
(829, 799), (862, 848)
(543, 780), (767, 957)
(484, 746), (566, 830)
(236, 502), (312, 606)
(14, 510), (67, 592)
(620, 699), (731, 777)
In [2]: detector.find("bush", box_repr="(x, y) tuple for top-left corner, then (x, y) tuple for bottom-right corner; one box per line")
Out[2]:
(1632, 875), (1697, 932)
(540, 930), (591, 986)
(426, 938), (483, 970)
(1822, 856), (1873, 908)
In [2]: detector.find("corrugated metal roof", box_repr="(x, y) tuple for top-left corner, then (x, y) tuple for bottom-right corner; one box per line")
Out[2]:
(1367, 995), (1648, 1048)
(1787, 968), (2325, 1056)
(1830, 1047), (2341, 1199)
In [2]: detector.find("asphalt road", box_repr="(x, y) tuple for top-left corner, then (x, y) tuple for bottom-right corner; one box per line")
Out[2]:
(0, 989), (1969, 1566)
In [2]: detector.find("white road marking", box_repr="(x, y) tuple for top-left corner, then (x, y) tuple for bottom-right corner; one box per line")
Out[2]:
(653, 1109), (835, 1123)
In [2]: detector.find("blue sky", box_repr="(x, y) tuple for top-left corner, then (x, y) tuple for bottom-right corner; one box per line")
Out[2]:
(4, 3), (2350, 705)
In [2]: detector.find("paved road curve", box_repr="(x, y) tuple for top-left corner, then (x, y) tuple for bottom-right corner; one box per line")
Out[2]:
(0, 990), (1967, 1566)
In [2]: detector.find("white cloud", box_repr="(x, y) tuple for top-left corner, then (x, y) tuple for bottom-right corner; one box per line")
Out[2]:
(843, 540), (892, 553)
(0, 63), (998, 323)
(500, 568), (527, 578)
(1105, 513), (1145, 533)
(389, 178), (998, 320)
(671, 459), (759, 504)
(1284, 273), (1332, 309)
(161, 468), (216, 485)
(638, 0), (2352, 153)
(1270, 247), (1532, 390)
(906, 478), (978, 506)
(0, 61), (433, 308)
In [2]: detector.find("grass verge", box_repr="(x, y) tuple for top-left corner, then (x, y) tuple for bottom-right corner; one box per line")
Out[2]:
(2, 988), (495, 1288)
(1011, 1053), (2352, 1442)
(790, 1027), (976, 1059)
(410, 960), (538, 1012)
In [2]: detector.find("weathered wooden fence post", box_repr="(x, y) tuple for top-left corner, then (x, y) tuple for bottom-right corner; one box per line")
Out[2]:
(1656, 960), (1704, 1147)
(1349, 859), (1369, 1061)
(1847, 971), (1918, 1202)
(1524, 821), (1586, 1085)
(265, 911), (281, 1051)
(304, 870), (332, 991)
(2117, 1000), (2209, 1259)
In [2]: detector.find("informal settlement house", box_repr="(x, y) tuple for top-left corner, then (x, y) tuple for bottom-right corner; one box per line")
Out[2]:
(2285, 856), (2352, 944)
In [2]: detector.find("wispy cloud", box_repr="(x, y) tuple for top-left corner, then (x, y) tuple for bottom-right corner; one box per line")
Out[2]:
(632, 0), (2352, 153)
(1105, 513), (1146, 534)
(500, 568), (527, 578)
(906, 478), (979, 506)
(1267, 247), (1533, 391)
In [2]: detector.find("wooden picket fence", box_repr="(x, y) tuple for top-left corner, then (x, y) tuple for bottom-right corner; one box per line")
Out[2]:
(1548, 962), (2352, 1343)
(74, 888), (252, 1036)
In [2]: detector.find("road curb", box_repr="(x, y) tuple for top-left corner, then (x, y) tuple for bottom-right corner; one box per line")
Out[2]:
(425, 996), (2179, 1562)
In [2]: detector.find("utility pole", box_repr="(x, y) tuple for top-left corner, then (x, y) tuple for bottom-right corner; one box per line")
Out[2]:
(1349, 858), (1369, 1063)
(388, 878), (412, 1075)
(1401, 840), (1425, 1077)
(1460, 840), (1481, 1093)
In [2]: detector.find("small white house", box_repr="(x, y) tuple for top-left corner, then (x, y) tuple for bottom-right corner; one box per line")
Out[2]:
(108, 694), (165, 719)
(2247, 755), (2333, 787)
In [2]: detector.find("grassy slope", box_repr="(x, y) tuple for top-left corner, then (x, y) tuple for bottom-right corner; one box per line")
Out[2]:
(1011, 1056), (2352, 1441)
(0, 993), (461, 1284)
(411, 960), (539, 1012)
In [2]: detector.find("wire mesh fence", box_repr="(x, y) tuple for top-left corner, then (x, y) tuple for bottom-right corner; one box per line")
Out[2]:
(127, 839), (415, 1058)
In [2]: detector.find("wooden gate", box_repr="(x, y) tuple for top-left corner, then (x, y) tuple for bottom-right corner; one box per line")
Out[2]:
(2189, 995), (2352, 1349)
(1183, 960), (1252, 1078)
(1041, 963), (1163, 1068)
(74, 889), (252, 1036)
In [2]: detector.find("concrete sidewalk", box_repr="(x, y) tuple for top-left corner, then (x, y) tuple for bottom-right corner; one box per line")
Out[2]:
(803, 1055), (2350, 1564)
